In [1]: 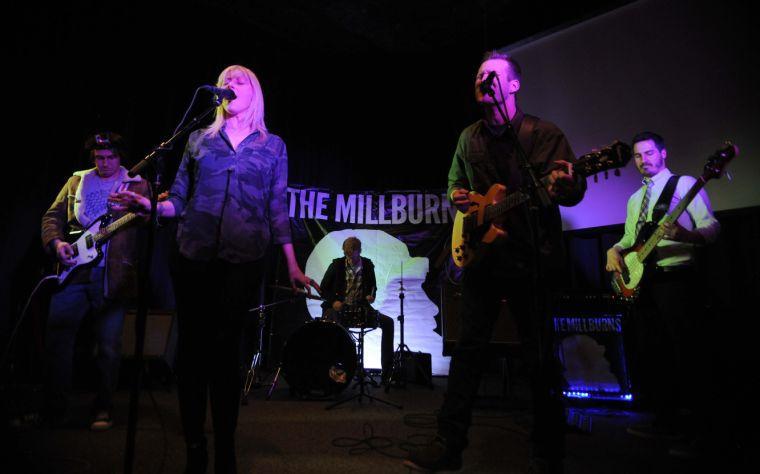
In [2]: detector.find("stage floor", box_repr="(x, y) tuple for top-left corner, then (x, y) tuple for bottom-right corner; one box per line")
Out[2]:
(6, 373), (741, 473)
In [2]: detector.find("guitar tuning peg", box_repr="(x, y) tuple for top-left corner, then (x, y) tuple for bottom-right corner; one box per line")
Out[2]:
(725, 171), (733, 181)
(594, 175), (598, 183)
(604, 170), (609, 179)
(614, 169), (620, 177)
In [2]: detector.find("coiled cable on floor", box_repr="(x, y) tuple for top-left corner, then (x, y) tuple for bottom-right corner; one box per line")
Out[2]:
(332, 422), (407, 459)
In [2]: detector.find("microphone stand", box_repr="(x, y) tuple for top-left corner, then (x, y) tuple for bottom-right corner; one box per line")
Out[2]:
(484, 85), (557, 405)
(484, 85), (551, 209)
(123, 97), (221, 474)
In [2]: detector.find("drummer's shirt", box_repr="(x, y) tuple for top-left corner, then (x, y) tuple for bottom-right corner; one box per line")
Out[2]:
(344, 257), (363, 306)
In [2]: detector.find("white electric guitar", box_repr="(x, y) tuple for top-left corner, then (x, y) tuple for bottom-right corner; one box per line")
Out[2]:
(57, 211), (141, 285)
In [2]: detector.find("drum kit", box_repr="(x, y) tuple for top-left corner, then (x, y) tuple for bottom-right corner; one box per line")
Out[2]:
(241, 285), (401, 409)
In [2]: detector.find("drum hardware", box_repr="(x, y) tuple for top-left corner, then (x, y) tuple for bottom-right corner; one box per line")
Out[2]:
(386, 262), (433, 393)
(325, 315), (402, 410)
(281, 320), (357, 399)
(337, 305), (378, 329)
(241, 287), (325, 404)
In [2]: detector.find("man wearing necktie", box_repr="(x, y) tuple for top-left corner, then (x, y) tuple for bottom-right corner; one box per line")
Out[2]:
(605, 131), (720, 459)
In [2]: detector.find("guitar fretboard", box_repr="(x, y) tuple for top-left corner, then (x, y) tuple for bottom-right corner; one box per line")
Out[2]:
(480, 170), (573, 222)
(93, 213), (139, 243)
(636, 177), (707, 262)
(483, 192), (530, 220)
(474, 143), (630, 225)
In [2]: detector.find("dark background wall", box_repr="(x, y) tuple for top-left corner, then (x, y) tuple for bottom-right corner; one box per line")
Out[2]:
(4, 1), (758, 374)
(3, 0), (629, 345)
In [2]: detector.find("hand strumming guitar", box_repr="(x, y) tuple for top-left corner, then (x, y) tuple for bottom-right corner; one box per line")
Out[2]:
(450, 188), (472, 212)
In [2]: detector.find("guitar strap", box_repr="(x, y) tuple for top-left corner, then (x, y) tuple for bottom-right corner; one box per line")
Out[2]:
(651, 175), (680, 224)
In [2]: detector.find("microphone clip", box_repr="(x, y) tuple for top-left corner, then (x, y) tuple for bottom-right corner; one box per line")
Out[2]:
(479, 71), (497, 96)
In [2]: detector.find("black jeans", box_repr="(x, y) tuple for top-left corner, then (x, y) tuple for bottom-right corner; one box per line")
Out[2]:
(437, 270), (565, 460)
(172, 255), (263, 474)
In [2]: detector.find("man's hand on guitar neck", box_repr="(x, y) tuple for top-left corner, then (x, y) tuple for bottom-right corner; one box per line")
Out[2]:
(605, 246), (626, 274)
(450, 188), (472, 212)
(545, 159), (575, 200)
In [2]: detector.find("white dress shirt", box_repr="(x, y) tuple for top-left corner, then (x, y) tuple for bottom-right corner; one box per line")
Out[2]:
(614, 168), (720, 267)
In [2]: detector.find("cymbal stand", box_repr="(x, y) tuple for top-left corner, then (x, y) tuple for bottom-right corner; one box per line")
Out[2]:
(386, 262), (433, 392)
(241, 297), (296, 404)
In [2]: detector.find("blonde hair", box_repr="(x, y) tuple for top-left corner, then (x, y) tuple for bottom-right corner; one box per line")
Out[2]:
(202, 65), (267, 138)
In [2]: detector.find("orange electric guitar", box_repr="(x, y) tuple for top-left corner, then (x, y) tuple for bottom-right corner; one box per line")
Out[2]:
(451, 141), (631, 268)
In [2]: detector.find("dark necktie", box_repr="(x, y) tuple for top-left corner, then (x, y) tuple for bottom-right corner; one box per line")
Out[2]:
(635, 178), (653, 238)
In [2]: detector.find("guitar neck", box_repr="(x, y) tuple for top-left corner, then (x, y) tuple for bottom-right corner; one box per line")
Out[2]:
(637, 176), (707, 262)
(478, 141), (632, 224)
(481, 167), (579, 222)
(484, 191), (530, 220)
(93, 212), (139, 243)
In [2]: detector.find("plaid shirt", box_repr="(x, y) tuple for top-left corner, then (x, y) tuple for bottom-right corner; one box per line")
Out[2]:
(344, 257), (363, 306)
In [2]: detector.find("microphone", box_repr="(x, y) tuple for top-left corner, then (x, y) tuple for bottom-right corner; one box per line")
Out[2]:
(201, 85), (237, 101)
(478, 71), (497, 95)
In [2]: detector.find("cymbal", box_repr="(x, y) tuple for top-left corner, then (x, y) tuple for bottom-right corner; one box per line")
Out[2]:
(268, 285), (324, 300)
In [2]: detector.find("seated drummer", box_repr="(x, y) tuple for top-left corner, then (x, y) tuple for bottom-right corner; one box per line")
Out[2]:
(320, 236), (395, 384)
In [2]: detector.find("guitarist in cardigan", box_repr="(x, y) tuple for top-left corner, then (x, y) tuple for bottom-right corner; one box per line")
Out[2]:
(605, 132), (719, 454)
(40, 132), (150, 431)
(405, 51), (586, 474)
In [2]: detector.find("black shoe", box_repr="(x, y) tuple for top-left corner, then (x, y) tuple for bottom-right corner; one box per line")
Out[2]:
(668, 437), (719, 461)
(668, 440), (699, 460)
(403, 437), (462, 472)
(527, 457), (564, 474)
(185, 439), (208, 474)
(626, 423), (684, 441)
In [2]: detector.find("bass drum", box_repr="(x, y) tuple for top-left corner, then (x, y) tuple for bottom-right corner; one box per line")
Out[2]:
(281, 320), (357, 398)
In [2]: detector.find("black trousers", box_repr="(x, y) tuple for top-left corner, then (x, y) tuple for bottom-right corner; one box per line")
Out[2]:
(172, 255), (263, 474)
(437, 270), (565, 460)
(633, 267), (701, 427)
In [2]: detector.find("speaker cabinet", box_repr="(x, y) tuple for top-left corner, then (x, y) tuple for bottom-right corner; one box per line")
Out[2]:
(397, 351), (432, 386)
(121, 310), (176, 362)
(552, 293), (633, 402)
(440, 283), (520, 356)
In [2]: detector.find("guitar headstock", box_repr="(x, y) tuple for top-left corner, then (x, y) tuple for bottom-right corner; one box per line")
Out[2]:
(574, 140), (632, 178)
(703, 141), (738, 181)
